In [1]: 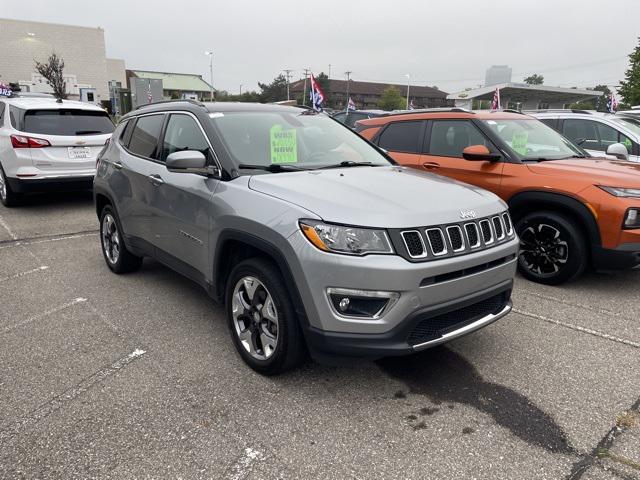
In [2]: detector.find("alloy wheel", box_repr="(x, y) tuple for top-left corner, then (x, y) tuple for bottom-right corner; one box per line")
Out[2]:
(0, 168), (6, 201)
(519, 223), (569, 277)
(231, 276), (279, 360)
(101, 213), (121, 264)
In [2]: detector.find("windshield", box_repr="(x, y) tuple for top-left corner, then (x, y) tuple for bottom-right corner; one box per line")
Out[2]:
(22, 109), (115, 136)
(481, 118), (585, 161)
(209, 110), (391, 171)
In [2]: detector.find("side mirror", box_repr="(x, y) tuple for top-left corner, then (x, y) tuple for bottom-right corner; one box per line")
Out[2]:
(606, 143), (629, 161)
(462, 145), (501, 162)
(166, 150), (209, 174)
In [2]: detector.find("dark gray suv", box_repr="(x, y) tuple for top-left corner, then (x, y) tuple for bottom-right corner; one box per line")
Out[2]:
(94, 101), (518, 374)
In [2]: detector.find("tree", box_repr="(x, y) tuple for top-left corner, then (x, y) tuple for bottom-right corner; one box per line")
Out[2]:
(378, 85), (405, 111)
(34, 53), (67, 101)
(619, 37), (640, 107)
(258, 74), (288, 103)
(524, 74), (544, 85)
(569, 84), (613, 110)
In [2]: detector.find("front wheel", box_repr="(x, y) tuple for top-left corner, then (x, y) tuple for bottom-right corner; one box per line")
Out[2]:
(515, 211), (587, 285)
(226, 258), (306, 375)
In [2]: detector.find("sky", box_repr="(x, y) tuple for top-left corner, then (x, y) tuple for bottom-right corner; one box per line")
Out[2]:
(5, 0), (640, 94)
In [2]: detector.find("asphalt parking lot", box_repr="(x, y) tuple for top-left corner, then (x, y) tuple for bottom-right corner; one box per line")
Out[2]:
(0, 191), (638, 480)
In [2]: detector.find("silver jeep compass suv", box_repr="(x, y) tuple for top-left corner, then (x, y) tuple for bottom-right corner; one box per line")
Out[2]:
(94, 101), (518, 375)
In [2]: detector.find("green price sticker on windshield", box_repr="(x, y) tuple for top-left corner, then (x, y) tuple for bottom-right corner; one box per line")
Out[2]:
(512, 131), (529, 155)
(270, 125), (297, 164)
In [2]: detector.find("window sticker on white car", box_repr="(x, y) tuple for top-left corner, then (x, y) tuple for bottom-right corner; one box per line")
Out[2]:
(511, 131), (529, 155)
(0, 83), (12, 97)
(270, 124), (297, 164)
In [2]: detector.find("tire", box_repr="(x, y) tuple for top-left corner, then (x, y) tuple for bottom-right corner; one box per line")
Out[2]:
(99, 205), (143, 274)
(225, 257), (306, 375)
(0, 164), (22, 207)
(515, 211), (587, 285)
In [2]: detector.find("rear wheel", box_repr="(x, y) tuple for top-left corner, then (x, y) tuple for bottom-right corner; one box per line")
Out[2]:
(100, 205), (143, 274)
(0, 164), (21, 207)
(226, 257), (306, 375)
(515, 211), (587, 285)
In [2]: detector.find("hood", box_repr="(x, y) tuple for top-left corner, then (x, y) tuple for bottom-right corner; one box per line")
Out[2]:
(526, 158), (640, 188)
(248, 166), (504, 228)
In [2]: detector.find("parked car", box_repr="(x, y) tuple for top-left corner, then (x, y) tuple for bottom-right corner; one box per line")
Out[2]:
(333, 110), (388, 129)
(528, 109), (640, 162)
(357, 109), (640, 285)
(94, 101), (518, 374)
(0, 93), (114, 206)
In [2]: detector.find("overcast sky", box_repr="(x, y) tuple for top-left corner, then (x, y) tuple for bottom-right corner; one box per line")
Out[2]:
(6, 0), (640, 94)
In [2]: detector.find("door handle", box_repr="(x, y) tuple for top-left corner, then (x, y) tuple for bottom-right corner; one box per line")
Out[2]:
(422, 162), (440, 170)
(112, 161), (124, 170)
(148, 174), (164, 186)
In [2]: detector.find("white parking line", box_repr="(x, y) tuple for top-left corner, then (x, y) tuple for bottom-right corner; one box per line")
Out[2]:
(0, 265), (48, 284)
(1, 297), (87, 334)
(0, 215), (17, 240)
(227, 447), (265, 480)
(513, 308), (640, 349)
(0, 348), (146, 444)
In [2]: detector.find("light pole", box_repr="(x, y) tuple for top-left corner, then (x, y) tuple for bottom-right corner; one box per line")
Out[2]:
(302, 68), (311, 106)
(204, 51), (214, 101)
(344, 71), (352, 111)
(405, 74), (410, 110)
(283, 69), (293, 101)
(239, 84), (243, 96)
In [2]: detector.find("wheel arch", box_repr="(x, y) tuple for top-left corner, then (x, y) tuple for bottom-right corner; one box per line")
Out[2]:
(507, 190), (601, 247)
(212, 230), (309, 328)
(94, 187), (115, 219)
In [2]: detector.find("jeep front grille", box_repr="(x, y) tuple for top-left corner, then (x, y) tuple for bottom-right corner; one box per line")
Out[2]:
(396, 212), (514, 262)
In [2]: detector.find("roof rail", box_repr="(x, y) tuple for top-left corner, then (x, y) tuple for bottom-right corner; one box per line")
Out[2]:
(135, 99), (206, 110)
(499, 109), (525, 114)
(384, 107), (474, 116)
(523, 108), (593, 115)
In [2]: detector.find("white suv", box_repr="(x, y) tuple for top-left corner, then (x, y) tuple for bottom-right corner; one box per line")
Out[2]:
(0, 94), (114, 206)
(529, 110), (640, 163)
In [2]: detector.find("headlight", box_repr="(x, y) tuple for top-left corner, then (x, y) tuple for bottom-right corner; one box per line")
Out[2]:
(599, 186), (640, 198)
(623, 208), (640, 229)
(299, 220), (394, 255)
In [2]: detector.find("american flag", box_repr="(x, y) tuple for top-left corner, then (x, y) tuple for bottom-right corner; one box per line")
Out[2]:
(309, 74), (326, 112)
(347, 97), (356, 111)
(147, 81), (153, 104)
(607, 93), (618, 113)
(491, 87), (501, 110)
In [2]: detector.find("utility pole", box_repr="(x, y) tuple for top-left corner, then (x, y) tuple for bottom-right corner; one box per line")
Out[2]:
(328, 64), (331, 79)
(344, 71), (352, 111)
(239, 84), (243, 96)
(302, 68), (311, 106)
(405, 74), (411, 110)
(205, 51), (214, 101)
(283, 69), (293, 101)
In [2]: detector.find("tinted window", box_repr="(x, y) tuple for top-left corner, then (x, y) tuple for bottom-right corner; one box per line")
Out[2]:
(344, 112), (368, 128)
(377, 121), (422, 153)
(128, 114), (164, 159)
(562, 119), (599, 150)
(429, 120), (488, 157)
(119, 119), (134, 147)
(161, 114), (212, 162)
(22, 109), (114, 136)
(539, 118), (556, 129)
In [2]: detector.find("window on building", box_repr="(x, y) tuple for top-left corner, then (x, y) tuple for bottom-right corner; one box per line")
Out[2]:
(377, 121), (422, 153)
(428, 120), (488, 157)
(128, 114), (164, 159)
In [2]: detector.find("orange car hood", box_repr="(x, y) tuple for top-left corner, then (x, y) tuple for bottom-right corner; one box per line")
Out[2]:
(526, 158), (640, 187)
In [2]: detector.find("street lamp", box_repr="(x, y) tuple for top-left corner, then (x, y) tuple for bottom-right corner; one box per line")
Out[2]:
(239, 84), (243, 96)
(405, 74), (410, 110)
(204, 51), (214, 101)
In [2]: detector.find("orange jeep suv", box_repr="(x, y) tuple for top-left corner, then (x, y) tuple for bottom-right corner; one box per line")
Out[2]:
(357, 109), (640, 284)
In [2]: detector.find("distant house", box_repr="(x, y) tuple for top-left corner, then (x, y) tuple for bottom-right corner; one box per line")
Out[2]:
(289, 78), (450, 110)
(126, 70), (214, 106)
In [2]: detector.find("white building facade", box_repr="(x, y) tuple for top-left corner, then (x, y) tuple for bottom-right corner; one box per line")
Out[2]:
(0, 18), (125, 104)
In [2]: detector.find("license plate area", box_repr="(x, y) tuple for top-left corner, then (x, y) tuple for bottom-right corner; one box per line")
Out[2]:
(68, 147), (92, 159)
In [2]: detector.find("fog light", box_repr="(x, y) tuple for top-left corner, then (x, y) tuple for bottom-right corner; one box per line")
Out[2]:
(624, 208), (640, 229)
(327, 288), (399, 319)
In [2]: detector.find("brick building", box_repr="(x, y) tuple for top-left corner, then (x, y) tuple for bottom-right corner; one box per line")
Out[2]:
(0, 18), (125, 105)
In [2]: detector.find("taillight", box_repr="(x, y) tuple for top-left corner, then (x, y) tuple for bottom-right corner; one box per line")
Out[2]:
(10, 134), (51, 148)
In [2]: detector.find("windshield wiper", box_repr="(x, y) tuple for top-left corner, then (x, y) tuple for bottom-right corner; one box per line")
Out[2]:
(315, 161), (378, 170)
(238, 163), (308, 173)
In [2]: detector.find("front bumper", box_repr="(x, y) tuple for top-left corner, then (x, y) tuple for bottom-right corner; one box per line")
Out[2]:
(7, 175), (94, 193)
(304, 282), (512, 362)
(592, 243), (640, 271)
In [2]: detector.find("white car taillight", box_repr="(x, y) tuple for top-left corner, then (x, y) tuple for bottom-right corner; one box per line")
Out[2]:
(10, 134), (51, 149)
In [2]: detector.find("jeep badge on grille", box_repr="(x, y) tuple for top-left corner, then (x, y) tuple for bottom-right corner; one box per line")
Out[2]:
(459, 210), (477, 219)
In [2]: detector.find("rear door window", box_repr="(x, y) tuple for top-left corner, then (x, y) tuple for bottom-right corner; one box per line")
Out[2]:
(428, 120), (489, 157)
(562, 119), (600, 150)
(22, 109), (115, 136)
(127, 114), (164, 159)
(377, 121), (422, 153)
